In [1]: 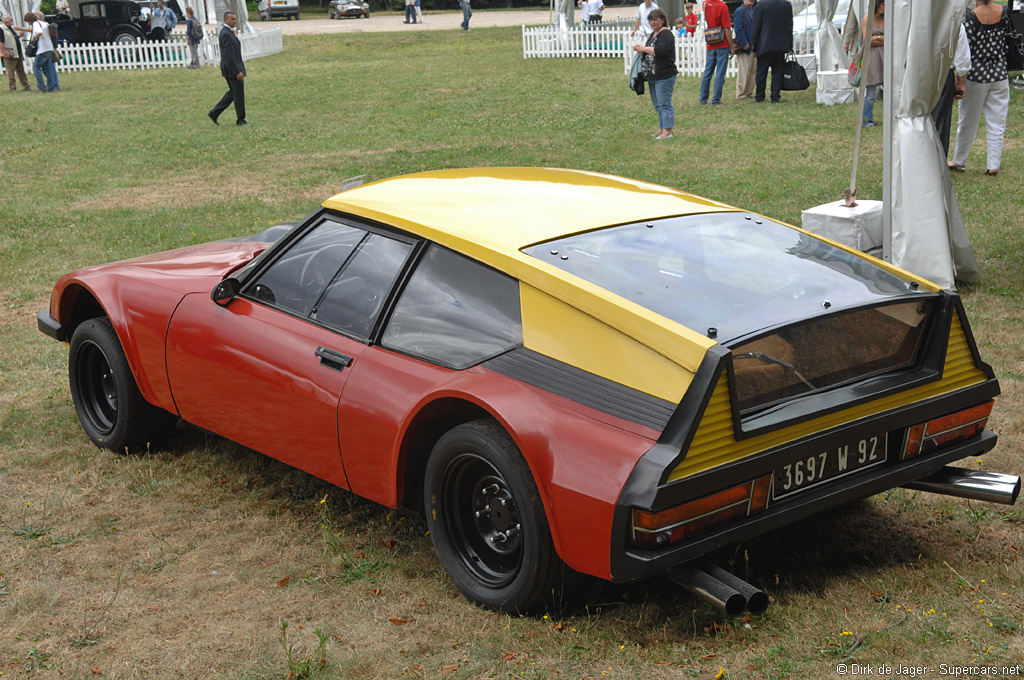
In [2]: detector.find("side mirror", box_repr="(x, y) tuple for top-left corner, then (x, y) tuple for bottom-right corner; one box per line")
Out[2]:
(211, 278), (241, 306)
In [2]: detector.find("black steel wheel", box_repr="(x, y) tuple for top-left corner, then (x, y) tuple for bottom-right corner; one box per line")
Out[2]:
(68, 317), (175, 452)
(424, 419), (561, 612)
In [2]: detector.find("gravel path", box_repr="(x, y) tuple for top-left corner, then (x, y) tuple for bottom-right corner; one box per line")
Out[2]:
(260, 8), (636, 35)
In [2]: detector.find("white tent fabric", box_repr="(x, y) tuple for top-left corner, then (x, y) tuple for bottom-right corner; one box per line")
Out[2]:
(215, 0), (253, 34)
(2, 0), (39, 22)
(886, 0), (979, 289)
(815, 0), (849, 71)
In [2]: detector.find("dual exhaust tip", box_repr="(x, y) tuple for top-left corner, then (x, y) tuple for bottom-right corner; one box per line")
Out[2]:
(668, 560), (769, 617)
(667, 467), (1022, 616)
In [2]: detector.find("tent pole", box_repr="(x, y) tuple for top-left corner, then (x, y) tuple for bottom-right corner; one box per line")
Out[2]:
(881, 0), (895, 262)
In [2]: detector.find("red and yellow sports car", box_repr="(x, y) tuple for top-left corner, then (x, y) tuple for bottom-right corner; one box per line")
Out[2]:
(39, 169), (1020, 614)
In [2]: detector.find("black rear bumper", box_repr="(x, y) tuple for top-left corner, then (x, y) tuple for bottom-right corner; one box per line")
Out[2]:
(609, 376), (1001, 582)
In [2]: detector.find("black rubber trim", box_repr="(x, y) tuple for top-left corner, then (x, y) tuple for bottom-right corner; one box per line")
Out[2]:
(483, 347), (676, 432)
(610, 429), (998, 581)
(38, 310), (66, 342)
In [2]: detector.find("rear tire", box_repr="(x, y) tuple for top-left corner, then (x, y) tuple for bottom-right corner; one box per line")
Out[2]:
(424, 419), (561, 613)
(68, 317), (176, 452)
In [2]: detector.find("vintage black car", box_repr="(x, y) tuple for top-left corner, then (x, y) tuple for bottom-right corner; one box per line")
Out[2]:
(51, 0), (157, 44)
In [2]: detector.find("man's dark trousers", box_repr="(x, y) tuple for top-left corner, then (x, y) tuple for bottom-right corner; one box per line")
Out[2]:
(755, 50), (785, 102)
(931, 69), (956, 157)
(211, 77), (245, 124)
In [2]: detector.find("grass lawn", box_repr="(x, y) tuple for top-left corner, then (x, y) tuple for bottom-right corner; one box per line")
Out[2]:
(1, 27), (1022, 679)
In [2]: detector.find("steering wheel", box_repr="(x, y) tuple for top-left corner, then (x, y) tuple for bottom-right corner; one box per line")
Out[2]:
(311, 248), (388, 333)
(298, 244), (351, 296)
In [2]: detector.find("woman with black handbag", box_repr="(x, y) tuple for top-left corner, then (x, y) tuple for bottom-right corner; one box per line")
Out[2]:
(633, 9), (678, 140)
(949, 0), (1010, 176)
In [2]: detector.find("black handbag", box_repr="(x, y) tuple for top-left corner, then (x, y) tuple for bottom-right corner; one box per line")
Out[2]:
(781, 55), (809, 90)
(1003, 9), (1024, 72)
(25, 39), (37, 58)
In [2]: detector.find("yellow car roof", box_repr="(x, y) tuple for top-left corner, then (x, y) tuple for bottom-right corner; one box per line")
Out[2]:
(323, 168), (727, 374)
(322, 167), (733, 257)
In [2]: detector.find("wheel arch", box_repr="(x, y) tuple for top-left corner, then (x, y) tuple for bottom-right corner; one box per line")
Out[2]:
(106, 24), (144, 42)
(52, 279), (179, 414)
(397, 397), (495, 520)
(54, 283), (108, 339)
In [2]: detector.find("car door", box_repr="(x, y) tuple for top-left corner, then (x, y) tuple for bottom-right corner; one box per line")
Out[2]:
(76, 2), (107, 42)
(165, 217), (416, 488)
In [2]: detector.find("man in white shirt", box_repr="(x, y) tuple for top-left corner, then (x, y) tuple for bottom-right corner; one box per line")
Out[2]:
(29, 13), (59, 92)
(931, 23), (971, 158)
(578, 0), (590, 23)
(588, 0), (605, 23)
(631, 0), (658, 37)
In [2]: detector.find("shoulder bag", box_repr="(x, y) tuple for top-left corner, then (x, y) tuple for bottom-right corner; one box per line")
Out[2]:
(703, 1), (724, 43)
(25, 38), (37, 57)
(1002, 7), (1024, 72)
(781, 54), (810, 90)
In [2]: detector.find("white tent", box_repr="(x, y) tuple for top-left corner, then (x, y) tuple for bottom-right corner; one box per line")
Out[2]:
(815, 0), (849, 70)
(215, 0), (253, 33)
(2, 0), (40, 21)
(883, 0), (979, 288)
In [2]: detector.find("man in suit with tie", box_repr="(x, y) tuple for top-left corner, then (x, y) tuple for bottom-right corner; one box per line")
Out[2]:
(208, 11), (247, 126)
(750, 0), (793, 103)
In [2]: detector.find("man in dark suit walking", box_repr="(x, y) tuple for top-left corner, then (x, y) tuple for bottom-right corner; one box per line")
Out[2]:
(750, 0), (793, 103)
(208, 11), (247, 126)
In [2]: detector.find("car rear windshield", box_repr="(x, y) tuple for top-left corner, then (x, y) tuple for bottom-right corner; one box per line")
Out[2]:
(730, 299), (933, 414)
(523, 212), (922, 343)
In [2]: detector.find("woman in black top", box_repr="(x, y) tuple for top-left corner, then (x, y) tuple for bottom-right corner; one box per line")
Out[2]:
(950, 0), (1010, 175)
(633, 9), (678, 140)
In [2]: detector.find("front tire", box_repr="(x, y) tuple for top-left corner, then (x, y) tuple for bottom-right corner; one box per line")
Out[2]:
(68, 317), (175, 452)
(424, 419), (561, 613)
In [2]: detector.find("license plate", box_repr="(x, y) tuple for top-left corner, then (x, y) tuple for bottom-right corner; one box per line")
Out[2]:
(773, 434), (887, 500)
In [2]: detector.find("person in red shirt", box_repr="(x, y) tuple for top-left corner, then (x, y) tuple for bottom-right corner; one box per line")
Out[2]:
(684, 3), (698, 35)
(698, 0), (735, 105)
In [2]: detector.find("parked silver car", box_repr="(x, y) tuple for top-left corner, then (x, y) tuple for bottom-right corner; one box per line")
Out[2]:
(329, 0), (370, 19)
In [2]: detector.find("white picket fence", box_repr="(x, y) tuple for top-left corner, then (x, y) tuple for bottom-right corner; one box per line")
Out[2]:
(3, 27), (282, 75)
(523, 22), (816, 78)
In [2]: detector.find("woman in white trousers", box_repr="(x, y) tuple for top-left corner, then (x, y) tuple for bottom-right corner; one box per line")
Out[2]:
(950, 0), (1011, 176)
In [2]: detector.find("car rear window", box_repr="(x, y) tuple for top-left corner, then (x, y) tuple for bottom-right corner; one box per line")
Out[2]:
(730, 299), (933, 414)
(523, 212), (923, 342)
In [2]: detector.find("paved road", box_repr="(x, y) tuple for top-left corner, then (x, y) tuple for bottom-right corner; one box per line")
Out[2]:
(259, 9), (636, 35)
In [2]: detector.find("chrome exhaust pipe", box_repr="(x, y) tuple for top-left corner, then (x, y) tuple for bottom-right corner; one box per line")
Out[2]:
(696, 560), (770, 615)
(668, 564), (746, 616)
(667, 563), (768, 616)
(903, 466), (1021, 505)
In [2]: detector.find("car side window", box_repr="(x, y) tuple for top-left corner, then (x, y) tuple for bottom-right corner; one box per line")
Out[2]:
(247, 220), (365, 318)
(383, 245), (522, 369)
(313, 234), (413, 338)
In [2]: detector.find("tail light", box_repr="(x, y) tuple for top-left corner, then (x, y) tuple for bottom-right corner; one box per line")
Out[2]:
(632, 475), (771, 548)
(902, 401), (993, 460)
